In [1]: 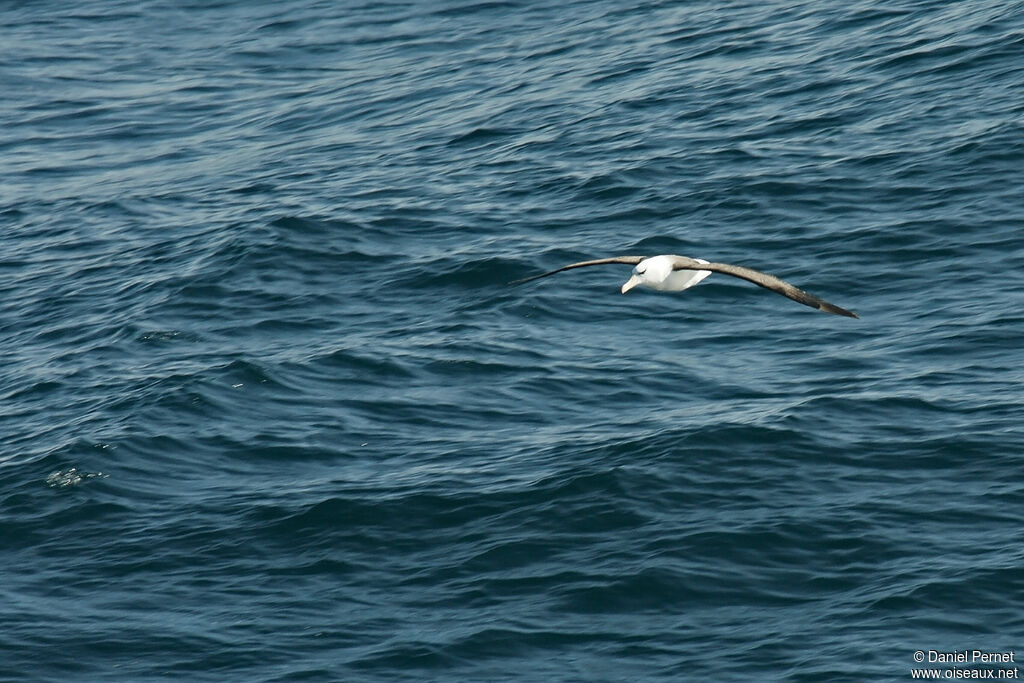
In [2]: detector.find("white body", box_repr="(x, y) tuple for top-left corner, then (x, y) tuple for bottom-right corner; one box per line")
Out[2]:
(620, 255), (712, 293)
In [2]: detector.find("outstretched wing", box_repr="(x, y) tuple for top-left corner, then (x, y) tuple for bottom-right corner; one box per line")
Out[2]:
(669, 256), (858, 318)
(510, 256), (646, 286)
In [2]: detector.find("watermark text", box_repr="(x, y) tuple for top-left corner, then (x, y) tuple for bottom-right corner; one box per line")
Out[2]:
(911, 650), (1018, 679)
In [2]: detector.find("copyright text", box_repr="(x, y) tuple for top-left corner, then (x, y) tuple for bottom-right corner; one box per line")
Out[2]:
(911, 650), (1018, 680)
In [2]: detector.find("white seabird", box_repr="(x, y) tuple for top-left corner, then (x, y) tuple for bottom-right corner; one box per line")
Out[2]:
(513, 254), (858, 318)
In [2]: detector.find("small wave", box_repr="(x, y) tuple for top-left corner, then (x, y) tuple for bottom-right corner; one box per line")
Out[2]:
(46, 467), (109, 489)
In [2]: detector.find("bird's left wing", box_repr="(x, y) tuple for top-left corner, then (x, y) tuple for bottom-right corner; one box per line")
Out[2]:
(669, 256), (858, 318)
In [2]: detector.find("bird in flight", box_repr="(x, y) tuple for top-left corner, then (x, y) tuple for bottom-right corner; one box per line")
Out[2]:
(513, 254), (858, 318)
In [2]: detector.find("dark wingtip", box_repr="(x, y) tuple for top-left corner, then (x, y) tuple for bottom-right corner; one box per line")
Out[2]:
(508, 274), (541, 286)
(823, 303), (859, 318)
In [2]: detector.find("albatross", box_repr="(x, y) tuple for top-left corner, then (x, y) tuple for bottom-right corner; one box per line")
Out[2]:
(513, 254), (858, 318)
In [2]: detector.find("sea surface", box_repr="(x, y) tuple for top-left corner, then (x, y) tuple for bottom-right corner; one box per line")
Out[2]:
(2, 1), (1023, 680)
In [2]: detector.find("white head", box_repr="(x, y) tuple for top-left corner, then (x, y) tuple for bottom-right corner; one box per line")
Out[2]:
(621, 255), (712, 293)
(621, 256), (672, 293)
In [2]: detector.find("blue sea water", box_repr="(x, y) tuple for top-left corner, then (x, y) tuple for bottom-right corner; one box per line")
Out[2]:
(2, 0), (1023, 680)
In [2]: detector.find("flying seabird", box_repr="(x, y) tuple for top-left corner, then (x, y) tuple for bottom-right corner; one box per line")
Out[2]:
(513, 254), (858, 318)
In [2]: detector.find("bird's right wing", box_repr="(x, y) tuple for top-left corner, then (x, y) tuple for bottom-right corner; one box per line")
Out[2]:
(510, 256), (646, 286)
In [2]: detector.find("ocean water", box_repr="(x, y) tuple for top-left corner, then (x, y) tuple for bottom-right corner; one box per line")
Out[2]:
(2, 0), (1023, 680)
